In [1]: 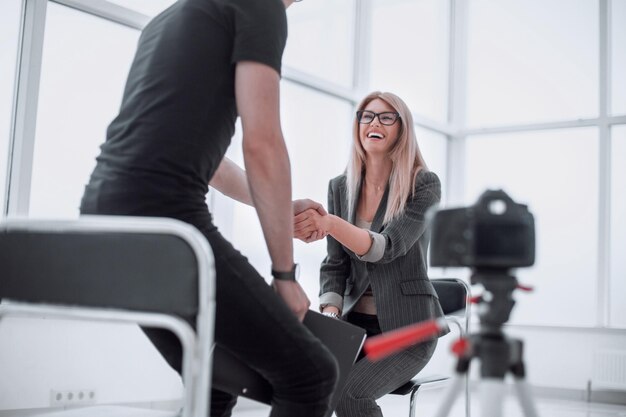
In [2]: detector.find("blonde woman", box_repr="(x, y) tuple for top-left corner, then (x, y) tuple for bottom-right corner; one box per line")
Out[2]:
(294, 91), (448, 417)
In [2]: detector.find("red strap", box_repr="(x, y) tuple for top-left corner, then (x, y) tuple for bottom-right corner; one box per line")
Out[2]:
(364, 319), (441, 361)
(451, 338), (470, 357)
(469, 295), (482, 304)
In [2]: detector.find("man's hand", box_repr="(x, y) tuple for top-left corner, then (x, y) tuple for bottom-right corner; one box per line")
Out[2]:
(293, 199), (327, 243)
(272, 280), (311, 322)
(293, 198), (327, 216)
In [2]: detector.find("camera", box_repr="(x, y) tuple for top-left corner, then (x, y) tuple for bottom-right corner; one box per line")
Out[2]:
(429, 189), (535, 269)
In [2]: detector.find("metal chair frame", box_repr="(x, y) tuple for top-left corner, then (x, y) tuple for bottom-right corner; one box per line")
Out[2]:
(0, 216), (215, 417)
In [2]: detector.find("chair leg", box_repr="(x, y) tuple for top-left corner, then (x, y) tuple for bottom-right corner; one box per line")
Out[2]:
(408, 386), (420, 417)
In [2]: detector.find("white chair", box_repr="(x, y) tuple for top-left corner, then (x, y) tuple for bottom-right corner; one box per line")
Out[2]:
(388, 278), (471, 417)
(0, 216), (215, 417)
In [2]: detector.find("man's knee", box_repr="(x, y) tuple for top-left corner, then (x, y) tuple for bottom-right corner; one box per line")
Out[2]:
(314, 345), (340, 398)
(278, 342), (339, 402)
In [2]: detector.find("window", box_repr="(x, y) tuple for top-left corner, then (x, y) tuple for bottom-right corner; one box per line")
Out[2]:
(465, 128), (599, 327)
(610, 125), (626, 328)
(369, 0), (449, 123)
(414, 126), (448, 203)
(466, 0), (598, 127)
(284, 0), (356, 88)
(612, 0), (626, 116)
(106, 0), (177, 17)
(0, 0), (22, 213)
(28, 3), (139, 217)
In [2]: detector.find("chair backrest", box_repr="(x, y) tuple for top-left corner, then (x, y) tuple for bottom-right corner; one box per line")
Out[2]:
(0, 217), (205, 320)
(0, 216), (216, 417)
(431, 279), (468, 316)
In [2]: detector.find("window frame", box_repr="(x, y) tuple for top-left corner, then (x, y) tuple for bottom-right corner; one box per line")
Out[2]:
(5, 0), (625, 329)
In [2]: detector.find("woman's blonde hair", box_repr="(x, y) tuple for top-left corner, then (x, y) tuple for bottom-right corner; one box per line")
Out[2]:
(346, 91), (428, 224)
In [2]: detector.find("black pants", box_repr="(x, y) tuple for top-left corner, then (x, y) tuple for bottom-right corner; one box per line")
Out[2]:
(81, 197), (338, 417)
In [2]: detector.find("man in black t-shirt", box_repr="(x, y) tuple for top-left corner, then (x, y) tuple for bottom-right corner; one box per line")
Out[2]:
(80, 0), (338, 416)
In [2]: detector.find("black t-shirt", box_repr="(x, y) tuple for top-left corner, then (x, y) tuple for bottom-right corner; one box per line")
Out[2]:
(80, 0), (287, 227)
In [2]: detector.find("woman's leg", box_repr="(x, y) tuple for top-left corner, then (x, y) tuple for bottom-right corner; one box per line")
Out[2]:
(336, 313), (437, 417)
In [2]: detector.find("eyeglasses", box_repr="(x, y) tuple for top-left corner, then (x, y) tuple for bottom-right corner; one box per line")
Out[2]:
(356, 110), (401, 126)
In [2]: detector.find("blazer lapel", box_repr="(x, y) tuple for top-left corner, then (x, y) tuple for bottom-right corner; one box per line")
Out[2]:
(348, 180), (361, 225)
(370, 183), (390, 232)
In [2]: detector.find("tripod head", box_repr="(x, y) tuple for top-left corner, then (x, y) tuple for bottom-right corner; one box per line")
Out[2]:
(429, 189), (535, 331)
(471, 268), (519, 331)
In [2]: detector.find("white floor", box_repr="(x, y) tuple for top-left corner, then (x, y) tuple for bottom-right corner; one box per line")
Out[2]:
(230, 388), (626, 417)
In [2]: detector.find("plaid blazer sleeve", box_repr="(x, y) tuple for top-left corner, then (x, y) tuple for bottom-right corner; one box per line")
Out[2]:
(375, 170), (441, 264)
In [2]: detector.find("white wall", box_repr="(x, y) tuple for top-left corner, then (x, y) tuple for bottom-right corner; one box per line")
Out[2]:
(0, 318), (182, 410)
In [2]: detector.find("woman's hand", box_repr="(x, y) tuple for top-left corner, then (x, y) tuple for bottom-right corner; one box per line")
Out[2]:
(292, 200), (327, 243)
(294, 209), (331, 242)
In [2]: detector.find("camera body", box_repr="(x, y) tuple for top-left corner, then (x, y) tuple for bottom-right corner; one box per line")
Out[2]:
(429, 189), (535, 269)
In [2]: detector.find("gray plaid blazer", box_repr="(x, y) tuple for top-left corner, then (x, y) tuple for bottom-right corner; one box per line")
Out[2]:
(319, 169), (449, 335)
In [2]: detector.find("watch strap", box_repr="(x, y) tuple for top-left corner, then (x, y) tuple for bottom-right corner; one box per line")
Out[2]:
(271, 264), (298, 281)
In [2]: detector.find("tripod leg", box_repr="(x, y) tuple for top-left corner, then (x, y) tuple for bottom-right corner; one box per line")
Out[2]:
(513, 378), (540, 417)
(433, 374), (464, 417)
(465, 369), (471, 417)
(510, 345), (540, 417)
(480, 378), (506, 417)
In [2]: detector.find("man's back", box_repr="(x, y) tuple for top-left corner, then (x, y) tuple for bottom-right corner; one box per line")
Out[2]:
(80, 0), (287, 224)
(79, 2), (342, 416)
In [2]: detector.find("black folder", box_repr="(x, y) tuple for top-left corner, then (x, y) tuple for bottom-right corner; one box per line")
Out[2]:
(212, 310), (366, 415)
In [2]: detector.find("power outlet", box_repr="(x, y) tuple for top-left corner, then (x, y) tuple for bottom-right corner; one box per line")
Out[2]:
(50, 389), (97, 406)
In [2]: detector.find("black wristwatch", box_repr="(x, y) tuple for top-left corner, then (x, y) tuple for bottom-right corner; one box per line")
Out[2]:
(271, 263), (300, 281)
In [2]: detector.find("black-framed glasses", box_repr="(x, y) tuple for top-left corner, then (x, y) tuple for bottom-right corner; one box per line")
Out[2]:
(356, 110), (401, 126)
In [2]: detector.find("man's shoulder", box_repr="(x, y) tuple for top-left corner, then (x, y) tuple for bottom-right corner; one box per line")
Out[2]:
(221, 0), (286, 21)
(186, 0), (285, 23)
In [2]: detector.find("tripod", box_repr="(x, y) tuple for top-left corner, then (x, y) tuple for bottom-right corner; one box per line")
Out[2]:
(434, 269), (540, 417)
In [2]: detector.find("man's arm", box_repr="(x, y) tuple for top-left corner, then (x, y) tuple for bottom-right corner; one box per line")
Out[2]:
(210, 157), (254, 206)
(210, 158), (328, 220)
(235, 61), (309, 320)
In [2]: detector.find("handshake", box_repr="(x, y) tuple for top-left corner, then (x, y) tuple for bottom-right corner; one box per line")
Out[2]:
(292, 198), (334, 243)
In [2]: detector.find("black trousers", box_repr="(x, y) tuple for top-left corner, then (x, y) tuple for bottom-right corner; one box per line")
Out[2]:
(80, 197), (338, 417)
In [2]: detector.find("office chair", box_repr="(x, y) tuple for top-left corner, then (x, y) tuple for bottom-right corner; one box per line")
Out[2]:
(389, 278), (471, 417)
(0, 216), (215, 417)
